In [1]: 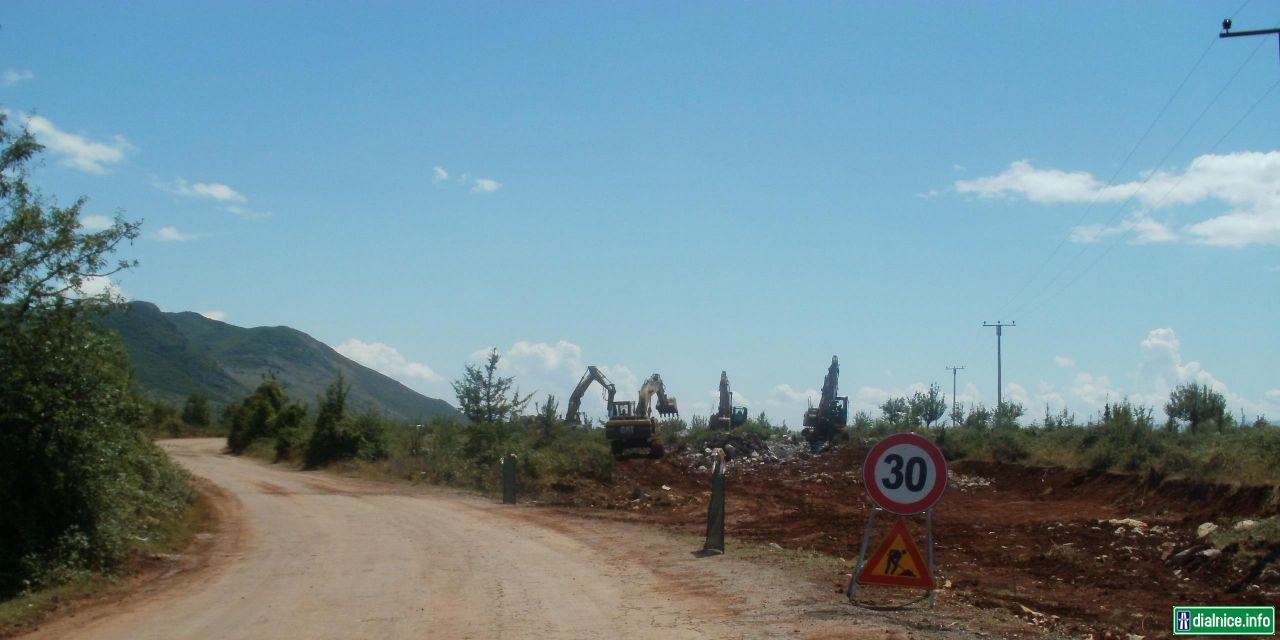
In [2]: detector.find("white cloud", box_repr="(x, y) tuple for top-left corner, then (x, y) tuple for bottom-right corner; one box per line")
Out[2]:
(1139, 327), (1225, 392)
(79, 215), (113, 231)
(956, 151), (1280, 247)
(769, 384), (819, 405)
(956, 160), (1132, 204)
(1007, 382), (1031, 407)
(157, 177), (246, 203)
(471, 341), (640, 420)
(916, 189), (939, 200)
(222, 204), (271, 220)
(429, 167), (502, 195)
(199, 310), (227, 321)
(14, 112), (131, 174)
(709, 388), (752, 407)
(1070, 213), (1177, 244)
(1267, 389), (1280, 399)
(336, 339), (443, 385)
(1, 69), (34, 87)
(1070, 372), (1119, 408)
(152, 226), (203, 242)
(1053, 355), (1075, 368)
(64, 275), (126, 300)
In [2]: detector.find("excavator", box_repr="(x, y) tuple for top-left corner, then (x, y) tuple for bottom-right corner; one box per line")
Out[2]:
(565, 367), (679, 458)
(709, 371), (748, 431)
(801, 356), (849, 449)
(564, 366), (615, 426)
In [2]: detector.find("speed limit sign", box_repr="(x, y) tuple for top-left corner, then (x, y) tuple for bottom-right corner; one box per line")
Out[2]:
(862, 433), (947, 515)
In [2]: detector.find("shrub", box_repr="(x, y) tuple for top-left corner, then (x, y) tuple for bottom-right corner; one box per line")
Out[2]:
(225, 379), (307, 455)
(0, 115), (191, 595)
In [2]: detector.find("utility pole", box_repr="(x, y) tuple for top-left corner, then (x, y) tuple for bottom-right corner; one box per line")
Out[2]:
(982, 321), (1015, 411)
(1219, 18), (1280, 62)
(945, 365), (965, 427)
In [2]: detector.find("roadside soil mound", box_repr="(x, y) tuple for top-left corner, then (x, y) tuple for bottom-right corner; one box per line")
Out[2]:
(538, 441), (1280, 639)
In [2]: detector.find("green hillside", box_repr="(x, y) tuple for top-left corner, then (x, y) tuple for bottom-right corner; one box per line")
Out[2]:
(100, 302), (462, 423)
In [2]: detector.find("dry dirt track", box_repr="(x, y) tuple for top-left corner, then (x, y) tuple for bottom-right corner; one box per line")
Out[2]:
(24, 439), (994, 640)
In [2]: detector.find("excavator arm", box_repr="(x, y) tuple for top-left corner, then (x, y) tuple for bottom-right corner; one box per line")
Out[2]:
(635, 373), (679, 418)
(717, 371), (733, 417)
(818, 355), (839, 412)
(564, 366), (616, 424)
(711, 371), (748, 430)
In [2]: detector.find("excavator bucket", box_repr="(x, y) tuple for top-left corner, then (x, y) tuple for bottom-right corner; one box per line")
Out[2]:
(656, 397), (679, 417)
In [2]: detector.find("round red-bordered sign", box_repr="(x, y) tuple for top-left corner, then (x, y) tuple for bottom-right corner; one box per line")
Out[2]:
(862, 433), (947, 515)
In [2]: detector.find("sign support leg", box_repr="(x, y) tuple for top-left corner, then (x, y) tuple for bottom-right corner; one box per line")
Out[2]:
(846, 507), (879, 601)
(501, 454), (517, 504)
(925, 508), (937, 607)
(703, 456), (726, 553)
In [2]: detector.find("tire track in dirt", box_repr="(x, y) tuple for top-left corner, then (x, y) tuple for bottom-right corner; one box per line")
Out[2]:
(20, 439), (1003, 640)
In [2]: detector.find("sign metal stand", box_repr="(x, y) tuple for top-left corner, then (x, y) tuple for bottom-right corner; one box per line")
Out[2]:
(847, 508), (937, 606)
(850, 433), (945, 607)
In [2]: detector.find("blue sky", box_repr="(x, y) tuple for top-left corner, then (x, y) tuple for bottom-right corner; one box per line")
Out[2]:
(3, 1), (1278, 422)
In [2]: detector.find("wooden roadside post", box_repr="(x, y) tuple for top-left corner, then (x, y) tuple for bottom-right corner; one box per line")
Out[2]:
(501, 453), (517, 505)
(703, 450), (726, 553)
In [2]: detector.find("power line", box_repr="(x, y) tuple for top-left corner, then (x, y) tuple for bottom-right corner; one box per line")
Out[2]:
(994, 36), (1220, 318)
(1029, 75), (1280, 311)
(1009, 26), (1278, 323)
(1001, 13), (1274, 322)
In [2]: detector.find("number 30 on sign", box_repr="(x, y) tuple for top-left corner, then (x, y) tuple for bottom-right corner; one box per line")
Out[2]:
(862, 433), (948, 515)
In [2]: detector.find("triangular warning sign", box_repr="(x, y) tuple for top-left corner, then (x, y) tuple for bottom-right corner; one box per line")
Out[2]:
(856, 520), (935, 589)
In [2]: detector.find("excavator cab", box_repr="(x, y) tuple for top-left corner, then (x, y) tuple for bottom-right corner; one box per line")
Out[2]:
(831, 397), (849, 425)
(730, 406), (749, 427)
(609, 400), (636, 418)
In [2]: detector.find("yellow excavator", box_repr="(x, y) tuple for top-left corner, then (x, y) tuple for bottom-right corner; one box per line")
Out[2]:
(801, 356), (849, 448)
(709, 371), (748, 431)
(565, 367), (679, 458)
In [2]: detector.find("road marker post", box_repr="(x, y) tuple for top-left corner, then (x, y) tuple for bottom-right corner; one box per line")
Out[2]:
(703, 451), (726, 553)
(501, 453), (517, 505)
(848, 433), (947, 607)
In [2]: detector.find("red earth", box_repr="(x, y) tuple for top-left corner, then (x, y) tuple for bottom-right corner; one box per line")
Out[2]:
(539, 441), (1280, 638)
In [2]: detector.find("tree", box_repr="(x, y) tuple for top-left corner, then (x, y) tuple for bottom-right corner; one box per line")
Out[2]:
(961, 404), (992, 429)
(225, 378), (307, 454)
(909, 383), (947, 428)
(880, 397), (909, 425)
(534, 394), (560, 442)
(305, 373), (351, 466)
(1164, 382), (1228, 434)
(451, 349), (533, 424)
(995, 400), (1025, 429)
(0, 123), (139, 322)
(181, 394), (211, 427)
(0, 114), (190, 593)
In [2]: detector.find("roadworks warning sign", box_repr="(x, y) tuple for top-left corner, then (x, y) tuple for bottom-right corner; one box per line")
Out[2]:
(856, 520), (934, 589)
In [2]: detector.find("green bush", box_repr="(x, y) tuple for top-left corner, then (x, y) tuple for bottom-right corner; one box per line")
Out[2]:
(0, 116), (192, 595)
(0, 310), (193, 595)
(224, 378), (308, 455)
(1080, 402), (1163, 472)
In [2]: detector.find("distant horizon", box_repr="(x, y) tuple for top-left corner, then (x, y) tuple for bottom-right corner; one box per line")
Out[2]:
(123, 298), (1271, 425)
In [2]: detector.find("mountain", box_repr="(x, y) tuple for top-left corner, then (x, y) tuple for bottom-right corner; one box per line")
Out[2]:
(100, 302), (462, 423)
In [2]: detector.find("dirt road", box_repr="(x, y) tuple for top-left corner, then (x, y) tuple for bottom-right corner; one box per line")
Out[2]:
(24, 439), (994, 640)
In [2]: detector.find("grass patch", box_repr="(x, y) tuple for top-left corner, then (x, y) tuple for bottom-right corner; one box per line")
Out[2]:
(1207, 515), (1280, 564)
(0, 489), (214, 637)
